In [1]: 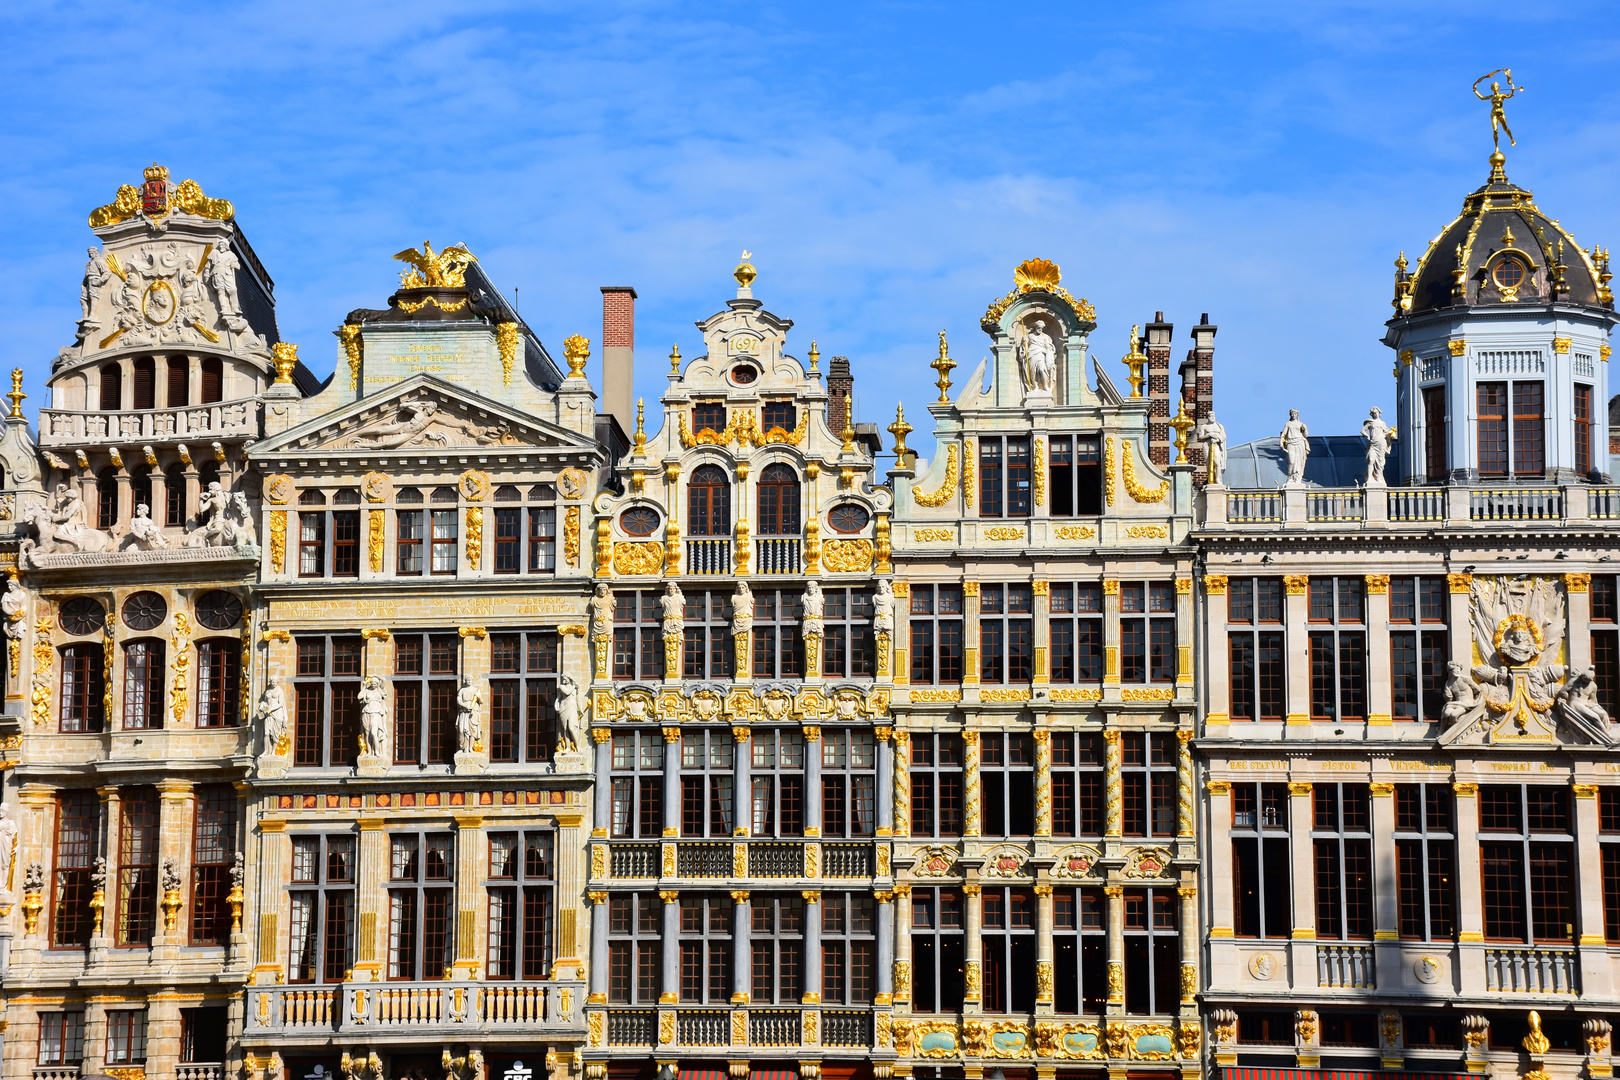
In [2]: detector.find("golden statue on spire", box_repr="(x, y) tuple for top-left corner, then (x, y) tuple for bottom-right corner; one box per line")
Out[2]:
(1473, 69), (1525, 152)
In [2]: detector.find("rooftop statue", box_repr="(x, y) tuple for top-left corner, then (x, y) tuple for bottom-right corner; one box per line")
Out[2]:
(393, 241), (478, 289)
(1279, 409), (1309, 486)
(1473, 68), (1525, 153)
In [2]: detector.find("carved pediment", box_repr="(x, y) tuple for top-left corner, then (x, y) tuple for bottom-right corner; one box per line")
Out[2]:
(251, 377), (600, 458)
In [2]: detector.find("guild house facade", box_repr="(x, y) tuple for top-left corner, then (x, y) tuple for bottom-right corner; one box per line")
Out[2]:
(0, 86), (1612, 1080)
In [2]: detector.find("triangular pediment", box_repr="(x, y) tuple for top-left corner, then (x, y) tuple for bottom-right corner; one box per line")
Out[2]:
(249, 375), (599, 458)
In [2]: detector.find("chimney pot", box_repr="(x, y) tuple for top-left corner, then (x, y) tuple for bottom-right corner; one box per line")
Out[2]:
(600, 287), (637, 436)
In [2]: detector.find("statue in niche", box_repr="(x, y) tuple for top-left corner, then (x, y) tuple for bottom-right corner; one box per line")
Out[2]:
(1279, 409), (1310, 485)
(660, 582), (684, 639)
(731, 581), (754, 637)
(358, 676), (389, 758)
(456, 677), (483, 754)
(207, 238), (249, 331)
(803, 580), (825, 638)
(127, 503), (169, 550)
(2, 575), (26, 640)
(1196, 409), (1228, 485)
(259, 676), (289, 756)
(79, 247), (112, 333)
(1018, 318), (1058, 394)
(1361, 406), (1397, 487)
(556, 673), (586, 754)
(872, 579), (895, 635)
(589, 582), (613, 640)
(0, 804), (18, 895)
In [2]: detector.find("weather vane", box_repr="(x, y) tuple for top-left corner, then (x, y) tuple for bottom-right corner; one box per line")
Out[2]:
(1472, 69), (1525, 153)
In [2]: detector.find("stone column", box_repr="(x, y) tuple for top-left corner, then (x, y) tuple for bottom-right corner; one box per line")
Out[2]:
(593, 731), (612, 835)
(145, 991), (183, 1080)
(802, 890), (823, 1003)
(875, 728), (894, 836)
(1370, 781), (1400, 990)
(1102, 579), (1120, 690)
(731, 890), (752, 1003)
(452, 814), (483, 978)
(183, 466), (200, 531)
(252, 817), (288, 983)
(1365, 575), (1393, 729)
(588, 891), (610, 1002)
(661, 727), (681, 839)
(81, 1000), (108, 1076)
(963, 731), (981, 839)
(354, 815), (387, 980)
(1284, 574), (1310, 733)
(962, 881), (983, 1008)
(1034, 882), (1054, 1011)
(1103, 730), (1122, 838)
(1033, 580), (1050, 691)
(1176, 729), (1196, 840)
(1287, 781), (1317, 981)
(660, 890), (680, 1002)
(149, 468), (167, 529)
(1178, 883), (1199, 1007)
(876, 889), (895, 1003)
(893, 883), (913, 1006)
(962, 582), (980, 689)
(1453, 781), (1483, 993)
(1447, 574), (1473, 671)
(88, 786), (119, 964)
(154, 779), (195, 959)
(1104, 884), (1125, 1013)
(1575, 783), (1612, 995)
(114, 469), (131, 533)
(1568, 574), (1594, 671)
(804, 726), (823, 838)
(1204, 576), (1231, 726)
(1176, 575), (1194, 694)
(891, 731), (909, 839)
(1033, 728), (1052, 838)
(734, 726), (752, 837)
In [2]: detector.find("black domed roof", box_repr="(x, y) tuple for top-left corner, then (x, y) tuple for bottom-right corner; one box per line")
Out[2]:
(1392, 153), (1614, 319)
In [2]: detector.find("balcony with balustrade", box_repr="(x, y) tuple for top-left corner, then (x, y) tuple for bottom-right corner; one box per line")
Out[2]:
(1204, 483), (1619, 531)
(597, 1006), (876, 1051)
(39, 398), (259, 448)
(242, 978), (588, 1043)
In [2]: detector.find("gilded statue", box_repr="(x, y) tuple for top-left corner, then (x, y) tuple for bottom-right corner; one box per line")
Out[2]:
(1473, 69), (1525, 152)
(393, 241), (478, 289)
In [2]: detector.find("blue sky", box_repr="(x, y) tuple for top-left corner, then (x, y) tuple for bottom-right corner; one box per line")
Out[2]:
(5, 2), (1618, 459)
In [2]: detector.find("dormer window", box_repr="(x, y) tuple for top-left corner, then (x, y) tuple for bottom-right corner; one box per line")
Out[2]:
(762, 400), (796, 432)
(1492, 256), (1527, 291)
(694, 402), (727, 435)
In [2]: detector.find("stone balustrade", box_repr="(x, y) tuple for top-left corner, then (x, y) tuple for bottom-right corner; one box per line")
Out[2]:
(39, 398), (258, 447)
(1204, 483), (1618, 529)
(244, 979), (587, 1039)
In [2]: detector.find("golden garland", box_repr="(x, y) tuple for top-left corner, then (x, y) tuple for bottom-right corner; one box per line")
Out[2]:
(466, 507), (484, 567)
(170, 613), (191, 726)
(368, 510), (385, 572)
(911, 443), (959, 507)
(495, 322), (521, 387)
(1122, 440), (1169, 503)
(269, 512), (287, 573)
(964, 441), (975, 507)
(1033, 439), (1046, 506)
(339, 324), (363, 390)
(564, 506), (580, 567)
(1104, 437), (1117, 506)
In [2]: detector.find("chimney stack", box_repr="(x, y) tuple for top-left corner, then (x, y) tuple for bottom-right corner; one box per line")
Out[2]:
(1144, 313), (1174, 467)
(828, 356), (853, 435)
(600, 287), (637, 437)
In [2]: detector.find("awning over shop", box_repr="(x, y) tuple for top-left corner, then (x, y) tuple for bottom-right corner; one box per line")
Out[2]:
(1224, 1068), (1474, 1080)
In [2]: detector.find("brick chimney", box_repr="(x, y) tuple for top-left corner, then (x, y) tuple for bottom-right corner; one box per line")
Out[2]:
(600, 287), (636, 436)
(1144, 312), (1173, 467)
(1182, 314), (1218, 486)
(828, 356), (853, 435)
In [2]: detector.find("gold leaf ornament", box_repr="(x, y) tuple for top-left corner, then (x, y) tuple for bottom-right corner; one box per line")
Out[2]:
(912, 443), (959, 507)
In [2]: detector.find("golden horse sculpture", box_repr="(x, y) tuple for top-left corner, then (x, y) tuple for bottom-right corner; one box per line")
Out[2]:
(393, 241), (478, 289)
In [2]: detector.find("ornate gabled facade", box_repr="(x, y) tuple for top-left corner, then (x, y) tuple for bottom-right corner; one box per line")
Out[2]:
(1196, 135), (1620, 1080)
(580, 257), (894, 1079)
(883, 260), (1205, 1075)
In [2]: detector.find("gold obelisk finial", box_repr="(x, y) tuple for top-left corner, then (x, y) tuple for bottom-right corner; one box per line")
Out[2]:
(888, 403), (914, 468)
(7, 370), (24, 420)
(930, 331), (956, 403)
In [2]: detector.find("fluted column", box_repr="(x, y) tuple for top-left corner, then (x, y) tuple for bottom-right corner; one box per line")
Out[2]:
(588, 891), (609, 1002)
(354, 815), (387, 979)
(660, 890), (680, 1002)
(1365, 575), (1393, 728)
(731, 890), (752, 1003)
(452, 814), (483, 978)
(876, 889), (895, 1003)
(802, 890), (823, 1003)
(1284, 574), (1310, 731)
(1204, 576), (1231, 726)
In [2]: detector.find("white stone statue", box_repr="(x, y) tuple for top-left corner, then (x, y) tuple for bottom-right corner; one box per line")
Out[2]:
(660, 582), (684, 638)
(127, 503), (168, 550)
(873, 579), (895, 635)
(0, 804), (18, 894)
(1279, 409), (1310, 485)
(1, 575), (25, 639)
(259, 676), (289, 756)
(349, 401), (450, 450)
(1361, 406), (1397, 487)
(176, 259), (210, 340)
(79, 247), (112, 330)
(456, 677), (483, 754)
(589, 582), (613, 641)
(184, 481), (231, 547)
(23, 485), (112, 562)
(803, 580), (825, 638)
(112, 268), (148, 344)
(1560, 666), (1611, 729)
(1195, 410), (1228, 485)
(208, 238), (248, 331)
(1440, 661), (1482, 728)
(731, 581), (754, 637)
(556, 673), (586, 753)
(358, 676), (389, 759)
(230, 491), (257, 547)
(1019, 318), (1058, 394)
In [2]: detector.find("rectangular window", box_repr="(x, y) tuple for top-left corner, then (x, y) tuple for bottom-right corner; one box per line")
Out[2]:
(910, 886), (965, 1013)
(751, 893), (806, 1003)
(606, 893), (663, 1004)
(431, 509), (458, 574)
(387, 832), (455, 980)
(51, 791), (98, 948)
(611, 732), (666, 839)
(980, 438), (1003, 517)
(751, 589), (804, 679)
(195, 637), (241, 728)
(494, 508), (521, 573)
(529, 503), (557, 572)
(1312, 784), (1372, 941)
(1513, 381), (1545, 475)
(117, 787), (159, 947)
(122, 639), (163, 729)
(979, 584), (1034, 684)
(487, 830), (556, 980)
(288, 834), (355, 982)
(820, 587), (876, 678)
(1231, 783), (1290, 939)
(1122, 887), (1180, 1015)
(910, 733), (964, 838)
(751, 729), (805, 838)
(1576, 384), (1593, 476)
(1478, 381), (1508, 476)
(821, 892), (876, 1005)
(678, 893), (733, 1003)
(59, 643), (106, 733)
(1052, 886), (1107, 1014)
(908, 584), (963, 685)
(680, 589), (734, 681)
(979, 732), (1035, 838)
(981, 886), (1038, 1013)
(191, 785), (238, 946)
(36, 1011), (85, 1066)
(680, 729), (734, 838)
(1480, 784), (1575, 943)
(1424, 385), (1447, 480)
(1048, 582), (1103, 684)
(299, 512), (326, 576)
(105, 1010), (148, 1065)
(1050, 732), (1104, 838)
(1395, 783), (1456, 940)
(332, 509), (360, 577)
(292, 635), (363, 769)
(488, 631), (560, 764)
(1048, 435), (1103, 516)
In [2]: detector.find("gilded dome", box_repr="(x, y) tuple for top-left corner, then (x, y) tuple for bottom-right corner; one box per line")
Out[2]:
(1392, 154), (1613, 318)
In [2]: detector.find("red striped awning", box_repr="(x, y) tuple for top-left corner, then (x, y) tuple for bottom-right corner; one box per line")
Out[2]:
(679, 1071), (727, 1080)
(1224, 1069), (1475, 1080)
(751, 1072), (798, 1080)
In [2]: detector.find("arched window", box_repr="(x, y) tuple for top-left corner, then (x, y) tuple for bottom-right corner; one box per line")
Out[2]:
(122, 638), (164, 730)
(200, 357), (223, 404)
(167, 357), (189, 407)
(59, 642), (106, 732)
(756, 463), (801, 536)
(131, 357), (155, 411)
(688, 465), (731, 537)
(165, 465), (187, 526)
(100, 364), (122, 411)
(97, 468), (118, 529)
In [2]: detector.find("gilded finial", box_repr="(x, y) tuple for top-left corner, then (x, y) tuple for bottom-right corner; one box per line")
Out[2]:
(1168, 399), (1195, 464)
(930, 331), (956, 403)
(808, 341), (820, 371)
(669, 343), (682, 374)
(1473, 69), (1524, 159)
(841, 420), (856, 455)
(734, 250), (757, 291)
(887, 403), (914, 467)
(563, 335), (591, 379)
(1394, 251), (1408, 272)
(1121, 325), (1147, 398)
(634, 399), (647, 454)
(6, 369), (24, 420)
(270, 342), (298, 385)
